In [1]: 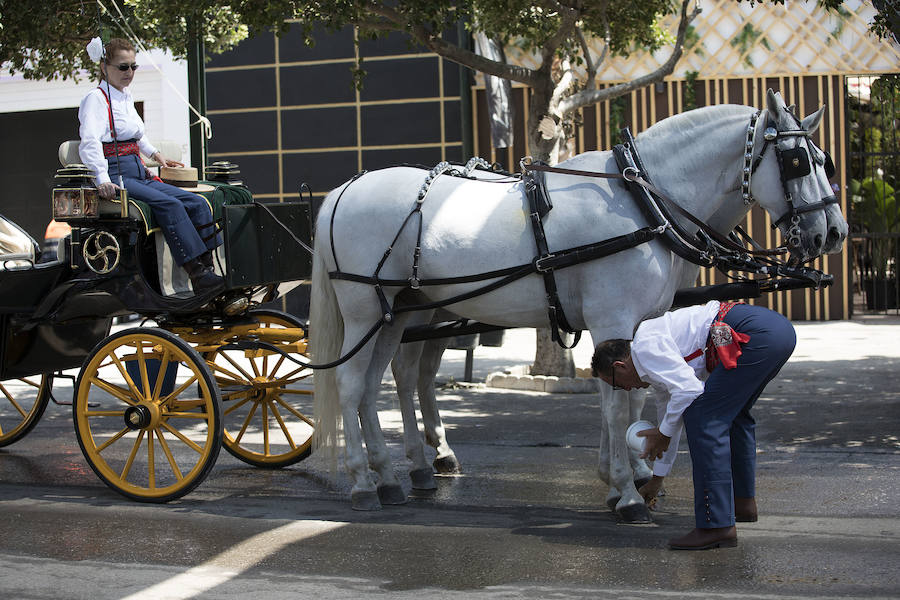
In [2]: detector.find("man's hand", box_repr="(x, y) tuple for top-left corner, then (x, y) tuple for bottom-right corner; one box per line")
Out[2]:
(637, 427), (670, 460)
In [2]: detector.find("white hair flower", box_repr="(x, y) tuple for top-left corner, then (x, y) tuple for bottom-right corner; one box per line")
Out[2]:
(86, 37), (105, 62)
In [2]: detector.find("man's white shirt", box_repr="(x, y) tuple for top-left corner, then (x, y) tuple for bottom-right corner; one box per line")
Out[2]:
(630, 300), (720, 476)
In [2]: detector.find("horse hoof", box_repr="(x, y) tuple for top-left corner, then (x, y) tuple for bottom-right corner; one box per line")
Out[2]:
(433, 455), (462, 474)
(618, 502), (653, 524)
(410, 468), (438, 490)
(606, 496), (621, 512)
(351, 491), (382, 511)
(634, 476), (652, 490)
(377, 484), (408, 505)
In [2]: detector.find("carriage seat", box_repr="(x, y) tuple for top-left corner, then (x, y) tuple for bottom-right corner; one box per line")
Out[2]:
(0, 213), (44, 270)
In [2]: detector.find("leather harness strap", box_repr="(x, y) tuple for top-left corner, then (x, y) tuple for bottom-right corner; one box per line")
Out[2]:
(524, 164), (580, 348)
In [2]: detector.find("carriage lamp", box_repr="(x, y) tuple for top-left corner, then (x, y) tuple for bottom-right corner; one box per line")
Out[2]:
(52, 165), (100, 221)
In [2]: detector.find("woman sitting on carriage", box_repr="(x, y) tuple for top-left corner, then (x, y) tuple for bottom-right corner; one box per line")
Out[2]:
(78, 37), (223, 295)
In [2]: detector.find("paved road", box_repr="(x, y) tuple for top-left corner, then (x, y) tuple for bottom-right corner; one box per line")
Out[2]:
(0, 318), (898, 599)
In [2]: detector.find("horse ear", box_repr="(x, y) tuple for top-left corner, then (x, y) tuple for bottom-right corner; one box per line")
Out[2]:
(766, 89), (782, 120)
(801, 105), (826, 134)
(787, 104), (797, 116)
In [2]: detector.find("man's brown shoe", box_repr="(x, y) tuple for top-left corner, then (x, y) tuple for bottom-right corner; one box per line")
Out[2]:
(735, 496), (758, 522)
(668, 526), (737, 550)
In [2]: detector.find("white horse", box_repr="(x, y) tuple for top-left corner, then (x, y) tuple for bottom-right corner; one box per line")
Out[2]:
(310, 90), (847, 516)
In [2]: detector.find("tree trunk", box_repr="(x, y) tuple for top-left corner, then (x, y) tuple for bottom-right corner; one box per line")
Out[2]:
(531, 329), (577, 377)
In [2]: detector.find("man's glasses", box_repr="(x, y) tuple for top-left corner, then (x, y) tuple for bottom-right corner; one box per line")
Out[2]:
(610, 369), (623, 391)
(113, 63), (139, 72)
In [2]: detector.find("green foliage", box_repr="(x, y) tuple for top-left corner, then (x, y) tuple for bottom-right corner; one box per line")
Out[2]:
(0, 0), (293, 81)
(730, 23), (770, 68)
(849, 75), (900, 278)
(684, 70), (699, 111)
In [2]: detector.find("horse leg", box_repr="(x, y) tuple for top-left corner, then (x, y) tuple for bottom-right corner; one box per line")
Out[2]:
(417, 338), (461, 474)
(390, 338), (437, 490)
(596, 401), (622, 511)
(334, 343), (383, 511)
(602, 384), (652, 523)
(356, 318), (413, 506)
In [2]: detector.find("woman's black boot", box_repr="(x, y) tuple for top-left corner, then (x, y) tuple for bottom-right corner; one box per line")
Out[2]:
(183, 257), (224, 295)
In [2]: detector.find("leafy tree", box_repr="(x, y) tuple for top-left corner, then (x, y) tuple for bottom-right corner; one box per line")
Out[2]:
(0, 0), (296, 81)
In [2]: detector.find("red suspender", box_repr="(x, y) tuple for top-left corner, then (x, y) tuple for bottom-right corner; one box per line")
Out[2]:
(97, 87), (117, 140)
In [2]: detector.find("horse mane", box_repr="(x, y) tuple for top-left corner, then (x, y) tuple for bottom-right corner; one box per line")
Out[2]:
(635, 104), (753, 145)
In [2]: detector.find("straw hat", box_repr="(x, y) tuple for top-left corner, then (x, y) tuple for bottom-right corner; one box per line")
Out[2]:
(160, 166), (215, 193)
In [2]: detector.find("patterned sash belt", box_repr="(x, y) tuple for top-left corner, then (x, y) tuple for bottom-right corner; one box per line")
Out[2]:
(682, 301), (750, 371)
(102, 140), (140, 158)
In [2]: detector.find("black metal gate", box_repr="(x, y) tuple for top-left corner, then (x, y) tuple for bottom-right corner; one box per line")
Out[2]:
(847, 74), (900, 314)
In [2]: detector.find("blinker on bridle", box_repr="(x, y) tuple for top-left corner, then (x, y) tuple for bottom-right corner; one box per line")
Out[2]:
(741, 110), (839, 251)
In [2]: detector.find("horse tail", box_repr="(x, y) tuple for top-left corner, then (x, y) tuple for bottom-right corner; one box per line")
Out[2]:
(310, 223), (343, 471)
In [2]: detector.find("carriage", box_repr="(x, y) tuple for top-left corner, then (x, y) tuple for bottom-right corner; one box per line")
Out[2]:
(0, 153), (316, 502)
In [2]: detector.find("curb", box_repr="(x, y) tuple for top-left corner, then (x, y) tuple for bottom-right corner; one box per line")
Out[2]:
(486, 366), (602, 393)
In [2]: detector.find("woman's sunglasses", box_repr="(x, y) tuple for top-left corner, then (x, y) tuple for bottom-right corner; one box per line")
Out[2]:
(112, 63), (139, 72)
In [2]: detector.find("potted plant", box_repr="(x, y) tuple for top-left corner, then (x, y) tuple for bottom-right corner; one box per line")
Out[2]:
(850, 173), (898, 309)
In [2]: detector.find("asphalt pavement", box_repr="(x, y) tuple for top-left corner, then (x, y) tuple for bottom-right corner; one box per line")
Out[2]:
(0, 316), (898, 599)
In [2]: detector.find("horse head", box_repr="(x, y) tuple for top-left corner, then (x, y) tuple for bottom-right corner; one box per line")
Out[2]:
(749, 89), (848, 263)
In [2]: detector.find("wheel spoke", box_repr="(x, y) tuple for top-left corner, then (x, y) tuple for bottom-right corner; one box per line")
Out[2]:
(262, 401), (269, 455)
(249, 356), (262, 379)
(84, 409), (127, 417)
(160, 421), (203, 454)
(207, 361), (248, 385)
(95, 427), (131, 453)
(223, 395), (252, 416)
(219, 388), (252, 403)
(160, 374), (199, 404)
(19, 377), (43, 390)
(109, 353), (145, 401)
(136, 342), (152, 399)
(163, 411), (210, 420)
(89, 377), (139, 406)
(217, 352), (255, 383)
(234, 401), (259, 444)
(155, 428), (183, 481)
(279, 388), (314, 396)
(267, 354), (286, 378)
(274, 396), (314, 426)
(268, 400), (297, 449)
(121, 430), (145, 479)
(151, 349), (172, 402)
(0, 383), (28, 418)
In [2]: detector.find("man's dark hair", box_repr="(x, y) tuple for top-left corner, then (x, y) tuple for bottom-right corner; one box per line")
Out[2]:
(591, 339), (631, 377)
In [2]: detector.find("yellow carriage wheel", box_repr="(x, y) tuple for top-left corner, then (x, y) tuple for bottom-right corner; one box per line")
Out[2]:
(73, 328), (222, 502)
(0, 375), (52, 447)
(205, 309), (314, 468)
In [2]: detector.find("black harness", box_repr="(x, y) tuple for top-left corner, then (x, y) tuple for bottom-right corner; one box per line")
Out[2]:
(316, 114), (837, 365)
(744, 109), (839, 249)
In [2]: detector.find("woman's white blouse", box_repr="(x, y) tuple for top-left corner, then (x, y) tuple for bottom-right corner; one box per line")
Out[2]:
(78, 85), (157, 185)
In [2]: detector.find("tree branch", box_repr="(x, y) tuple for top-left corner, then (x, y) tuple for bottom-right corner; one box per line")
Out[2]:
(363, 1), (541, 86)
(558, 0), (701, 115)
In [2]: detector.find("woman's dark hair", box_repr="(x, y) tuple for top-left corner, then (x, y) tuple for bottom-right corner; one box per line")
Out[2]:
(99, 38), (136, 80)
(591, 339), (631, 377)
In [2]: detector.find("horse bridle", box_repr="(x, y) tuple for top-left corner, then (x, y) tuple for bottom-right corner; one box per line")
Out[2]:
(742, 109), (838, 250)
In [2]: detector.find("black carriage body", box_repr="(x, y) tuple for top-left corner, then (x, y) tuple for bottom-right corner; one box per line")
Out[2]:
(222, 201), (312, 288)
(0, 258), (112, 380)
